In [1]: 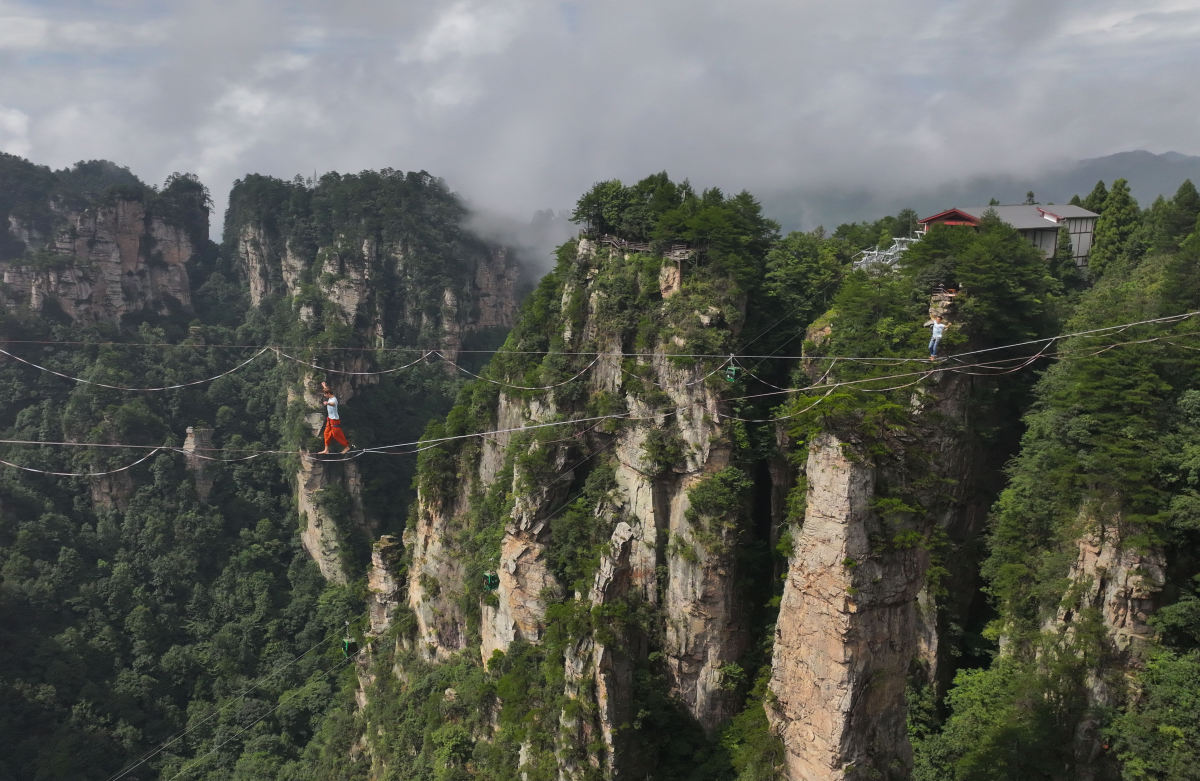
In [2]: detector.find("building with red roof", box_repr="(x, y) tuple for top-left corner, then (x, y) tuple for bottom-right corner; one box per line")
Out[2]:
(917, 204), (1098, 265)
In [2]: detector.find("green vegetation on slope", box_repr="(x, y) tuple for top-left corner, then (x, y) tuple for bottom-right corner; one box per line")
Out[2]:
(914, 181), (1200, 780)
(7, 151), (1199, 780)
(0, 158), (509, 779)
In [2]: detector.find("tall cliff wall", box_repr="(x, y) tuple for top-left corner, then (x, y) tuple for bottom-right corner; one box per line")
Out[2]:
(768, 433), (922, 778)
(395, 236), (763, 776)
(1, 198), (198, 323)
(766, 342), (987, 779)
(344, 177), (1101, 779)
(226, 172), (521, 362)
(224, 172), (525, 585)
(1049, 522), (1165, 775)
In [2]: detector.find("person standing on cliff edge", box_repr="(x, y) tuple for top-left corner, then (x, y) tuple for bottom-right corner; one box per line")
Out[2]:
(318, 381), (352, 454)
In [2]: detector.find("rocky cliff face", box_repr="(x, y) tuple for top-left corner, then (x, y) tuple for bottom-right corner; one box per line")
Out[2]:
(1053, 526), (1164, 660)
(182, 426), (215, 502)
(768, 433), (920, 779)
(235, 221), (305, 309)
(768, 359), (981, 780)
(367, 535), (405, 637)
(1047, 521), (1166, 774)
(296, 453), (373, 584)
(237, 222), (519, 359)
(1, 199), (197, 323)
(402, 237), (757, 773)
(225, 173), (525, 586)
(228, 177), (521, 360)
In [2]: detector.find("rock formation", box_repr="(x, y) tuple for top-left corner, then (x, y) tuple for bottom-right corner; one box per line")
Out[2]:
(1049, 521), (1166, 775)
(224, 172), (525, 585)
(368, 535), (405, 636)
(768, 433), (921, 779)
(227, 173), (522, 362)
(402, 236), (755, 774)
(767, 340), (984, 779)
(1, 198), (198, 323)
(182, 426), (215, 502)
(296, 454), (372, 585)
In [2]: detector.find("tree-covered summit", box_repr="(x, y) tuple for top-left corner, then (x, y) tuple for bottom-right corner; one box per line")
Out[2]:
(570, 172), (779, 288)
(0, 153), (209, 244)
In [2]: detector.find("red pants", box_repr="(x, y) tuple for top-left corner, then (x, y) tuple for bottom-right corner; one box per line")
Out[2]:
(323, 419), (349, 449)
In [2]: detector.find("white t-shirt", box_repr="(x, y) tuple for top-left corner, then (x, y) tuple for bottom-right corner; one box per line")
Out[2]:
(325, 396), (340, 420)
(931, 322), (946, 339)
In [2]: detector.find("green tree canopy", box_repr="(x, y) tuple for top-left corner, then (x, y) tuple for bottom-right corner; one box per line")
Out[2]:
(1082, 180), (1109, 213)
(1087, 178), (1141, 278)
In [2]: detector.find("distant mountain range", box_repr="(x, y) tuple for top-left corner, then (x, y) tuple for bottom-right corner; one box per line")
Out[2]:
(762, 150), (1200, 233)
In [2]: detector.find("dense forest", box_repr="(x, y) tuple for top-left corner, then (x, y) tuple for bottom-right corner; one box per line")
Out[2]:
(0, 154), (512, 779)
(2, 151), (1199, 780)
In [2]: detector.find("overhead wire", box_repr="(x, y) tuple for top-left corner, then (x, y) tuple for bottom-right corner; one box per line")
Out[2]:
(0, 346), (272, 391)
(727, 354), (797, 391)
(0, 447), (166, 478)
(619, 354), (732, 389)
(713, 325), (1200, 423)
(3, 315), (1198, 472)
(2, 309), (1191, 364)
(437, 350), (603, 390)
(0, 339), (928, 362)
(944, 310), (1199, 362)
(274, 347), (432, 376)
(717, 384), (838, 424)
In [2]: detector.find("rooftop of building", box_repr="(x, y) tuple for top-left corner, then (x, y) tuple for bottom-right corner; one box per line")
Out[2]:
(920, 204), (1099, 231)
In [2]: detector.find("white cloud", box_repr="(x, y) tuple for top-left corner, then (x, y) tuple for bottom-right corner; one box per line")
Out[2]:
(216, 86), (271, 120)
(0, 15), (48, 49)
(1, 0), (1198, 237)
(0, 104), (31, 157)
(55, 18), (168, 49)
(401, 0), (523, 64)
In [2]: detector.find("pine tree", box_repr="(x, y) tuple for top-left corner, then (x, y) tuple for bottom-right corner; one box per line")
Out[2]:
(1165, 180), (1200, 249)
(1181, 212), (1200, 259)
(1087, 178), (1140, 278)
(1141, 195), (1174, 255)
(1082, 180), (1109, 213)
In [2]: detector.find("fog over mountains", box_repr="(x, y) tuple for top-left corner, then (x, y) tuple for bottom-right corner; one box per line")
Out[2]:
(761, 149), (1200, 233)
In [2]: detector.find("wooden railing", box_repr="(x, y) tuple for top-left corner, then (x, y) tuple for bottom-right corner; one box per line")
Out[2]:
(594, 234), (694, 261)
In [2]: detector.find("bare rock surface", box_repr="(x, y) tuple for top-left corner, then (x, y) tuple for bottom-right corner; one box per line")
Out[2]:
(2, 200), (195, 322)
(768, 433), (922, 780)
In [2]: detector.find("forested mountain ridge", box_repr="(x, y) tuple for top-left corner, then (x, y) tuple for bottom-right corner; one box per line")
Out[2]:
(766, 214), (1062, 777)
(914, 189), (1200, 779)
(0, 153), (210, 326)
(224, 171), (521, 357)
(220, 170), (524, 583)
(346, 175), (800, 778)
(338, 175), (1200, 780)
(3, 153), (1200, 781)
(0, 156), (524, 779)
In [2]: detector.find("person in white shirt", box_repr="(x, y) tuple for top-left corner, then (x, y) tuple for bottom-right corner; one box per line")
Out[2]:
(318, 381), (352, 454)
(925, 315), (947, 361)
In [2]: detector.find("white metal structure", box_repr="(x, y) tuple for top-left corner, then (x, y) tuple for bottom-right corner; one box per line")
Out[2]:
(852, 235), (921, 270)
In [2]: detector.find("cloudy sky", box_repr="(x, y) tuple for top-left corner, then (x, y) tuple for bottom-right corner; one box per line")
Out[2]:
(2, 0), (1199, 236)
